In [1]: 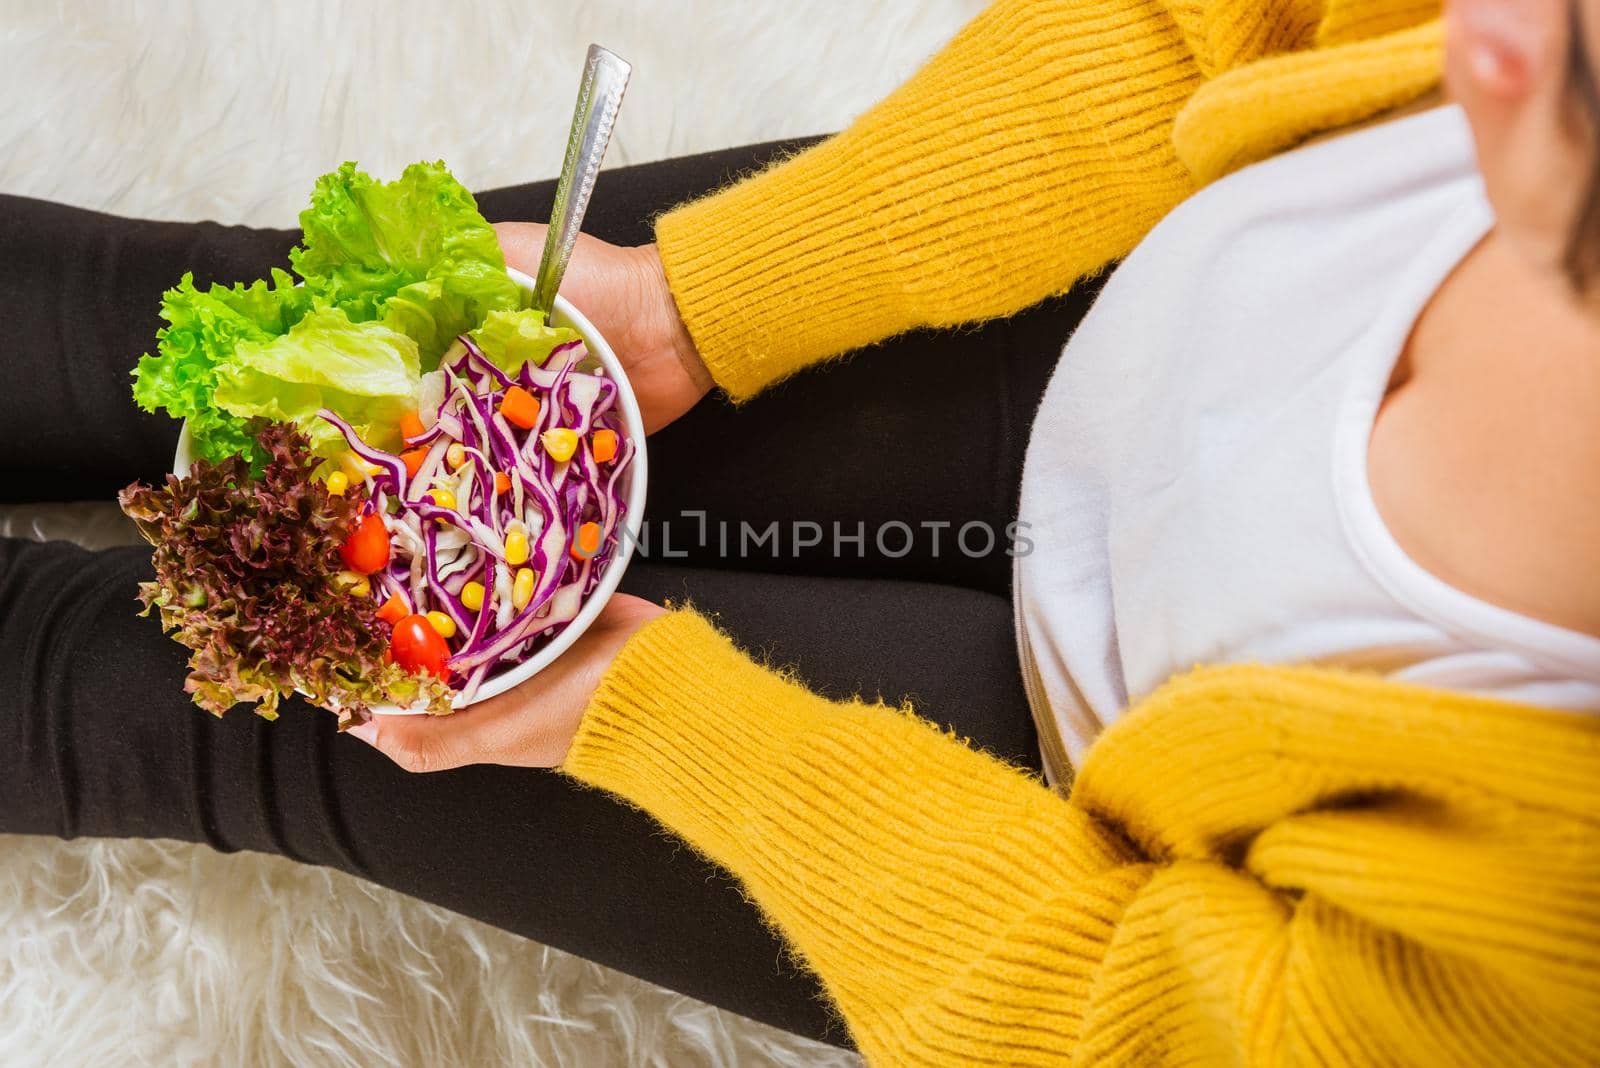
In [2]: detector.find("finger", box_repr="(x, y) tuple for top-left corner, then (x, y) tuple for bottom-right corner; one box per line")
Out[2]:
(492, 222), (548, 274)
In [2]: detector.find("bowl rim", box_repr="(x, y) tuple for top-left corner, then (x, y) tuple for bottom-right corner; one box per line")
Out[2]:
(170, 270), (649, 715)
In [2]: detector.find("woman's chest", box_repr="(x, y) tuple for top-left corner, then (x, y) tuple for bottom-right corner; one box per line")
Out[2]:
(1368, 233), (1600, 640)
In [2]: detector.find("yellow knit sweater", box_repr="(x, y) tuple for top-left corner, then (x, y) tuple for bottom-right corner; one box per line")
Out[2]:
(568, 614), (1599, 1066)
(561, 1), (1600, 1064)
(655, 0), (1444, 399)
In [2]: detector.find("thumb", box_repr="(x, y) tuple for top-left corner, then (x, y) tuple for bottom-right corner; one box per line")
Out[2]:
(492, 221), (551, 277)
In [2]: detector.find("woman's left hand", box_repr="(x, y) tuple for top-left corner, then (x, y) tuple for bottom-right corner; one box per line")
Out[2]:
(346, 594), (666, 772)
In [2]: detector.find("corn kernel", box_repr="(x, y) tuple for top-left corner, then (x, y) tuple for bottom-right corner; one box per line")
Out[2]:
(429, 488), (457, 511)
(339, 450), (382, 481)
(335, 570), (371, 598)
(446, 443), (468, 470)
(460, 580), (486, 612)
(541, 428), (579, 463)
(425, 610), (457, 639)
(512, 567), (536, 610)
(324, 470), (350, 496)
(503, 529), (530, 566)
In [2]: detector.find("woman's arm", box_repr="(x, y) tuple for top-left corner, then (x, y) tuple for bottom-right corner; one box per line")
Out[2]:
(656, 0), (1203, 400)
(560, 612), (1600, 1065)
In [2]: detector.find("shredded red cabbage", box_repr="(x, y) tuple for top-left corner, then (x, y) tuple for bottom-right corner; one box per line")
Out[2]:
(317, 336), (631, 691)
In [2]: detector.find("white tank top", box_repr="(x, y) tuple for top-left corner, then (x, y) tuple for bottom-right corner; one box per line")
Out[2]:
(1014, 104), (1600, 780)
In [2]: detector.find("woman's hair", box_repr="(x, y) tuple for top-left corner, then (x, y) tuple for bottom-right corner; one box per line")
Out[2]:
(1564, 2), (1600, 292)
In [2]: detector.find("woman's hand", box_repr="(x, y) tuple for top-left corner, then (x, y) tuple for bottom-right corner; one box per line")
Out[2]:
(346, 594), (666, 772)
(494, 223), (712, 434)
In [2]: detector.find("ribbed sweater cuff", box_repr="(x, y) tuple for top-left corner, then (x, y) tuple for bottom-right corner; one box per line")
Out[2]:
(562, 610), (831, 876)
(654, 136), (892, 402)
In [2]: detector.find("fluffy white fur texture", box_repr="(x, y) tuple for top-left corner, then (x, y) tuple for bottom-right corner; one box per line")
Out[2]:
(0, 0), (982, 1063)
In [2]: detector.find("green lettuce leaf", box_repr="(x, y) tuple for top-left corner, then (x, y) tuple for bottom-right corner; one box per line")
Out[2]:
(290, 161), (521, 368)
(131, 270), (312, 465)
(212, 307), (421, 458)
(131, 160), (521, 467)
(468, 308), (582, 374)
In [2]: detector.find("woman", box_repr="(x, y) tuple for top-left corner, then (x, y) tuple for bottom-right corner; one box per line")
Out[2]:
(3, 0), (1597, 1064)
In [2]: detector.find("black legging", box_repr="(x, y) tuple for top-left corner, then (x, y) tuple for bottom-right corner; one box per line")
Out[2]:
(0, 141), (1100, 1046)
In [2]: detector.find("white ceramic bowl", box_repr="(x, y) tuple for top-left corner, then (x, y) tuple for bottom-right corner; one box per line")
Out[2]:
(172, 269), (648, 715)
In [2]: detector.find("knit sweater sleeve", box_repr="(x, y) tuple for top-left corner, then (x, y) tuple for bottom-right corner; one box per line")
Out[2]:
(562, 610), (1600, 1066)
(653, 0), (1202, 401)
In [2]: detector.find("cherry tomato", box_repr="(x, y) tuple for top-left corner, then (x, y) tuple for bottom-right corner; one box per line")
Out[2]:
(388, 614), (452, 680)
(340, 512), (391, 575)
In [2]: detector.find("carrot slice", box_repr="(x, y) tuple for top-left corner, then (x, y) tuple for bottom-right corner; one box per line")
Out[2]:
(375, 592), (408, 625)
(399, 410), (425, 440)
(401, 447), (430, 478)
(500, 386), (541, 430)
(494, 471), (512, 495)
(570, 521), (602, 561)
(591, 429), (618, 463)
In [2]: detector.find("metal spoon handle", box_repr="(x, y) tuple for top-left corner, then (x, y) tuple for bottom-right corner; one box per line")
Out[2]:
(530, 44), (631, 315)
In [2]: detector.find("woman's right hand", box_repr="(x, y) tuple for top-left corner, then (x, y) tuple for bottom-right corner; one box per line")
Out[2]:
(494, 223), (712, 434)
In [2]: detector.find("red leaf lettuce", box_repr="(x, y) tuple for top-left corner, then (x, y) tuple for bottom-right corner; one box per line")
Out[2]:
(119, 422), (453, 723)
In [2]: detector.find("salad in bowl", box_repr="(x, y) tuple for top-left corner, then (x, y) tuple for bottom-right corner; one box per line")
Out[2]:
(121, 162), (645, 725)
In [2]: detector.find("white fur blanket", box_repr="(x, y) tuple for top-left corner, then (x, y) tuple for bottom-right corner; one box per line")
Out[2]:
(0, 1), (980, 1063)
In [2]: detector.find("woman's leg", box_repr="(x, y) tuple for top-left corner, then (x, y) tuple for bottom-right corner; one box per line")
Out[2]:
(0, 197), (295, 501)
(3, 144), (1097, 596)
(0, 540), (1030, 1045)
